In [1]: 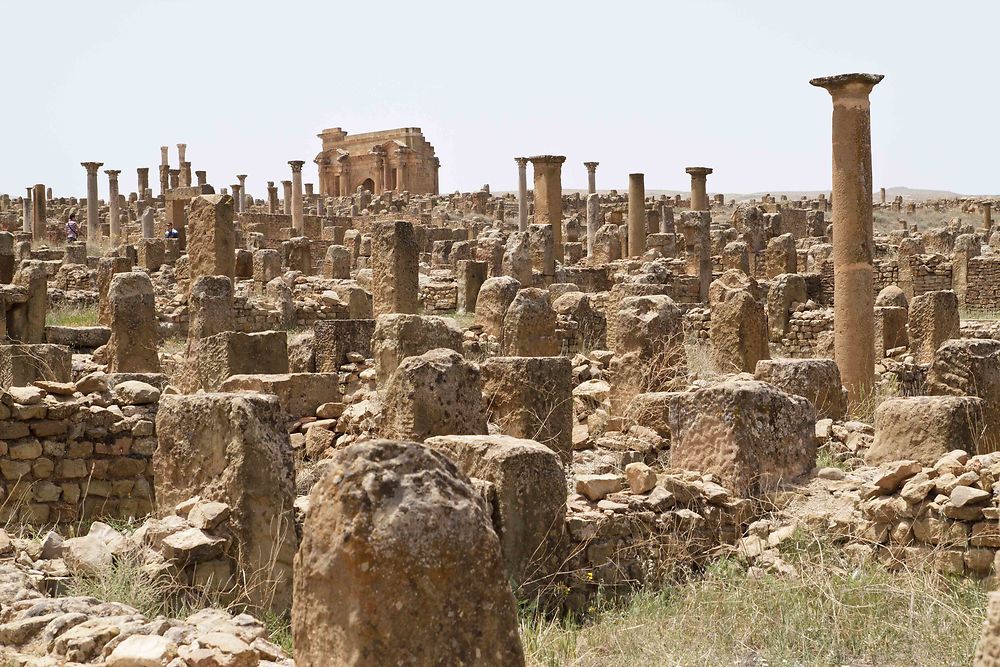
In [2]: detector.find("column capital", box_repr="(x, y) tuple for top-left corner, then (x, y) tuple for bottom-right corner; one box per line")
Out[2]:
(685, 166), (713, 177)
(528, 155), (566, 166)
(267, 181), (275, 188)
(176, 142), (187, 150)
(104, 169), (121, 178)
(809, 72), (884, 97)
(584, 161), (599, 172)
(81, 162), (104, 174)
(281, 180), (292, 187)
(237, 174), (248, 182)
(289, 160), (306, 172)
(514, 157), (529, 168)
(432, 157), (441, 168)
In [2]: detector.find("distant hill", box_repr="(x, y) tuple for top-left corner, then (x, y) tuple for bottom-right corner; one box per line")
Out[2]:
(555, 186), (973, 201)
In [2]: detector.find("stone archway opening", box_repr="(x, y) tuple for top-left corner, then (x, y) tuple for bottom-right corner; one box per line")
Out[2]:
(361, 178), (375, 193)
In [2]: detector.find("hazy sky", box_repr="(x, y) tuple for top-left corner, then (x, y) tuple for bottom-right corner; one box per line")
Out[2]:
(2, 1), (996, 199)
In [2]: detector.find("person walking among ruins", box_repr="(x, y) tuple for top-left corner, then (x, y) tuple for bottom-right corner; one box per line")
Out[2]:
(65, 213), (79, 243)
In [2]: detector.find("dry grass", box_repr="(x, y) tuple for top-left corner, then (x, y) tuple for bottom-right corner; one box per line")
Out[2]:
(846, 379), (902, 424)
(521, 534), (988, 667)
(45, 304), (99, 327)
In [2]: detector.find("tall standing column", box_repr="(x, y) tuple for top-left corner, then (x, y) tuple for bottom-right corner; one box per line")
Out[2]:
(529, 155), (566, 263)
(586, 192), (600, 256)
(515, 157), (529, 232)
(237, 175), (248, 212)
(382, 158), (391, 195)
(984, 202), (993, 233)
(160, 146), (169, 167)
(105, 169), (121, 246)
(180, 162), (192, 188)
(685, 167), (713, 211)
(22, 188), (31, 234)
(31, 184), (46, 242)
(627, 173), (646, 257)
(81, 162), (104, 247)
(880, 187), (886, 205)
(137, 168), (149, 198)
(811, 72), (884, 401)
(159, 165), (170, 197)
(584, 161), (599, 195)
(289, 161), (305, 234)
(196, 170), (207, 187)
(177, 143), (187, 165)
(282, 181), (292, 214)
(432, 157), (440, 195)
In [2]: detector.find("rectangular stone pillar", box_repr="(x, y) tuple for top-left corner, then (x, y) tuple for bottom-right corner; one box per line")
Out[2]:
(457, 260), (487, 313)
(371, 220), (419, 317)
(529, 155), (566, 263)
(187, 194), (236, 284)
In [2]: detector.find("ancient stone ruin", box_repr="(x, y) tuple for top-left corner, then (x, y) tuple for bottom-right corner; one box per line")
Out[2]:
(2, 67), (1000, 665)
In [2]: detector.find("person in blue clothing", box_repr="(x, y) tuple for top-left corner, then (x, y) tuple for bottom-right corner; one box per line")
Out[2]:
(165, 227), (179, 239)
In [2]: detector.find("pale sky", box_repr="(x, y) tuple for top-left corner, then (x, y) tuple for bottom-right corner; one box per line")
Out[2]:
(2, 0), (995, 199)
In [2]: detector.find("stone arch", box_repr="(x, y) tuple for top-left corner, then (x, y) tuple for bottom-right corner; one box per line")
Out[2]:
(360, 178), (375, 193)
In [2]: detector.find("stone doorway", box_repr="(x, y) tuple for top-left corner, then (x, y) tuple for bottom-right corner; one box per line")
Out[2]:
(361, 178), (375, 193)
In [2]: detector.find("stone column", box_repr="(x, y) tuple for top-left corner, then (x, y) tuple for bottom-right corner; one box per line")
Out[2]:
(177, 143), (186, 165)
(159, 165), (169, 197)
(237, 174), (248, 212)
(305, 183), (314, 198)
(180, 162), (192, 188)
(160, 146), (169, 166)
(22, 188), (31, 234)
(31, 184), (46, 242)
(231, 184), (242, 213)
(374, 157), (385, 194)
(169, 169), (180, 190)
(105, 169), (121, 245)
(984, 202), (993, 233)
(267, 182), (278, 214)
(627, 173), (646, 257)
(515, 157), (529, 232)
(339, 164), (351, 199)
(685, 167), (713, 211)
(137, 168), (149, 197)
(584, 161), (599, 195)
(282, 181), (292, 215)
(81, 162), (104, 246)
(432, 157), (440, 195)
(396, 155), (406, 192)
(382, 158), (391, 195)
(196, 170), (207, 187)
(811, 72), (884, 401)
(880, 187), (886, 205)
(289, 161), (305, 234)
(529, 155), (566, 262)
(141, 207), (154, 238)
(586, 193), (600, 256)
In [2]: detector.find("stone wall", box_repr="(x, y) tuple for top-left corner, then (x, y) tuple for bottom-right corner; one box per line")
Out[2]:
(963, 257), (1000, 312)
(779, 309), (833, 357)
(0, 385), (157, 525)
